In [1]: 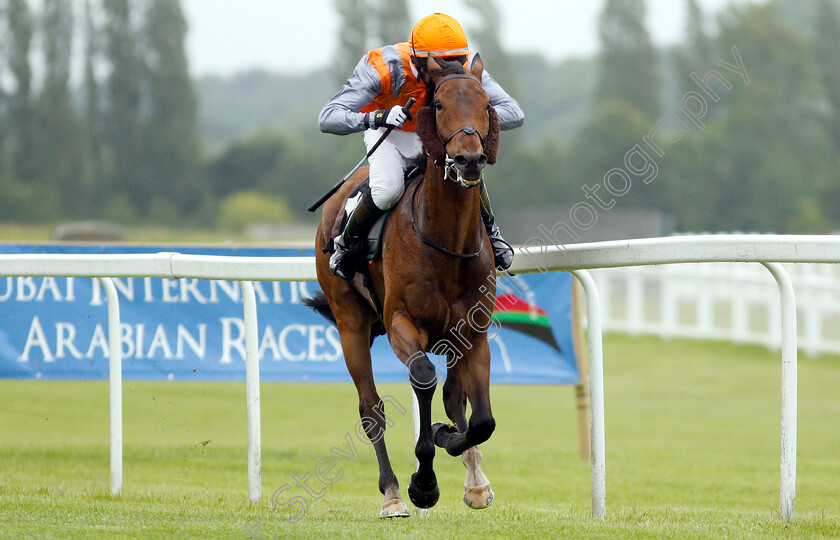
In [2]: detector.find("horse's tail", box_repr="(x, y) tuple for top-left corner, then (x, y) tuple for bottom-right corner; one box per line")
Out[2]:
(302, 292), (386, 344)
(302, 292), (337, 326)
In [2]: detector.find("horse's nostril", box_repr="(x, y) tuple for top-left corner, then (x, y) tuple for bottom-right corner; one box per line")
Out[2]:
(454, 153), (486, 171)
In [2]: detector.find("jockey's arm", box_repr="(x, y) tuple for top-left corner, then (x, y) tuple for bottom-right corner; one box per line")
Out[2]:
(318, 56), (382, 135)
(475, 64), (525, 131)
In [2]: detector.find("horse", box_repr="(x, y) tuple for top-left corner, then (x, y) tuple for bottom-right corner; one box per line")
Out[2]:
(305, 54), (501, 518)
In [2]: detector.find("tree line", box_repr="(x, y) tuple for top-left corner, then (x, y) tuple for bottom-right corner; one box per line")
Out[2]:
(269, 0), (840, 235)
(1, 0), (839, 236)
(0, 0), (210, 226)
(493, 0), (840, 234)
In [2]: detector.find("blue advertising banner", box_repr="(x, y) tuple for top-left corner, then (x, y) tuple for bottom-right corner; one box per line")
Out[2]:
(0, 244), (578, 385)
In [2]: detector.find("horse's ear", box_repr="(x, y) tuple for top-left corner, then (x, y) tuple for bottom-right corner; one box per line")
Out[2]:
(469, 53), (484, 80)
(427, 55), (443, 73)
(485, 106), (500, 165)
(416, 105), (447, 165)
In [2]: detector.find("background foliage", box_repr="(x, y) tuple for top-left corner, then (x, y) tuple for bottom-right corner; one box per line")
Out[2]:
(0, 0), (838, 234)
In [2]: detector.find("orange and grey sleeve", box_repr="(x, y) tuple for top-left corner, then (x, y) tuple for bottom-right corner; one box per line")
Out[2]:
(470, 54), (525, 131)
(318, 56), (383, 135)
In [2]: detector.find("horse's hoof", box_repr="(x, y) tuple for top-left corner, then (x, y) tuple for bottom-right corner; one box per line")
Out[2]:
(463, 483), (494, 509)
(408, 472), (440, 509)
(379, 497), (410, 518)
(431, 422), (457, 448)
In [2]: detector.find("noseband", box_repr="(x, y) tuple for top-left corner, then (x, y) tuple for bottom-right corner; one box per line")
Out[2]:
(434, 74), (488, 189)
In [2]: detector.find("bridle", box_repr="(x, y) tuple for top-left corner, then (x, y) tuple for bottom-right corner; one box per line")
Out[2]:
(433, 74), (489, 189)
(407, 72), (491, 259)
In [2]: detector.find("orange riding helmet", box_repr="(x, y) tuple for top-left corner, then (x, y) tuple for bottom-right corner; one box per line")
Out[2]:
(409, 13), (470, 58)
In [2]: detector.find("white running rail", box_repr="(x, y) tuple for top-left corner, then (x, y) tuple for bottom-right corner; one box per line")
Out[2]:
(5, 234), (840, 521)
(0, 252), (316, 504)
(510, 234), (840, 523)
(588, 262), (840, 355)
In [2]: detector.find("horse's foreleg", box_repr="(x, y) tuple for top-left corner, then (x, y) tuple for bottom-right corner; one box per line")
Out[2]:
(389, 313), (439, 509)
(442, 367), (468, 430)
(438, 353), (495, 509)
(431, 340), (495, 457)
(339, 323), (408, 518)
(440, 367), (494, 509)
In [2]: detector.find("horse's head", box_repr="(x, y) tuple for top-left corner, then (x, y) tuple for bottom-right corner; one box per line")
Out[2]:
(416, 54), (500, 188)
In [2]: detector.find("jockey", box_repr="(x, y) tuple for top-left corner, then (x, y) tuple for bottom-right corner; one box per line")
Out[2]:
(319, 12), (524, 280)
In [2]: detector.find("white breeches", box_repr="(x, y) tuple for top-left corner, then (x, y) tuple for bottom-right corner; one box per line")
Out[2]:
(364, 128), (425, 210)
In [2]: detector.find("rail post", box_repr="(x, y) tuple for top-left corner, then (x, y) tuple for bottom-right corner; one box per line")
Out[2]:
(98, 277), (123, 497)
(239, 281), (262, 503)
(762, 262), (797, 522)
(571, 269), (606, 520)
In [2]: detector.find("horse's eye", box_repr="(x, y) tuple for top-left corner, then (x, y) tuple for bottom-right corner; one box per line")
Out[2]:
(434, 100), (443, 111)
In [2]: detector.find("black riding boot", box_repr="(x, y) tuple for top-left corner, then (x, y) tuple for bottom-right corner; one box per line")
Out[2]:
(480, 182), (514, 271)
(330, 188), (386, 280)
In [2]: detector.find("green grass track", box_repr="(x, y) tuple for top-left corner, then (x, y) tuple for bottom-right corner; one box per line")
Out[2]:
(1, 335), (839, 538)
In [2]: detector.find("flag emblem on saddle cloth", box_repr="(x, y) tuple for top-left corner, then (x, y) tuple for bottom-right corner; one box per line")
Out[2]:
(492, 294), (562, 353)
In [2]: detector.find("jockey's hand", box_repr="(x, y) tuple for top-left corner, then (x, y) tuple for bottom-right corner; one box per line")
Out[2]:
(371, 105), (413, 128)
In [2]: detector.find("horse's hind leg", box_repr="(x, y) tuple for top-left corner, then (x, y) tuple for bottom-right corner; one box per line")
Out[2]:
(461, 446), (494, 509)
(337, 318), (409, 518)
(440, 363), (494, 510)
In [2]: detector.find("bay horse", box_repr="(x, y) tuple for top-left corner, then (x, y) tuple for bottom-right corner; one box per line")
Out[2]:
(306, 55), (500, 518)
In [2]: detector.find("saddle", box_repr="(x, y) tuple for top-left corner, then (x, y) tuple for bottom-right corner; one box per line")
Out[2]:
(323, 167), (424, 336)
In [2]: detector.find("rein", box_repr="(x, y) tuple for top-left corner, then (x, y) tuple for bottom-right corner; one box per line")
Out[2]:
(410, 176), (484, 259)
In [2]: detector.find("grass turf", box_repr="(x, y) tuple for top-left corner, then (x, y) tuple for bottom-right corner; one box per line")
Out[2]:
(1, 335), (839, 539)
